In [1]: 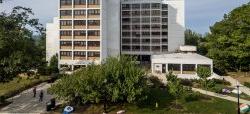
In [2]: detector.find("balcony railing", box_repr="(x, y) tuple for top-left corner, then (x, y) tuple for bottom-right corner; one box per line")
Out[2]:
(88, 5), (100, 8)
(88, 25), (100, 29)
(88, 36), (100, 39)
(74, 25), (86, 29)
(88, 57), (100, 60)
(74, 56), (86, 60)
(60, 56), (72, 60)
(60, 46), (72, 49)
(88, 46), (100, 50)
(74, 15), (86, 19)
(74, 46), (86, 50)
(61, 26), (72, 29)
(74, 36), (86, 39)
(74, 5), (86, 8)
(60, 36), (72, 39)
(88, 15), (100, 19)
(60, 5), (72, 9)
(60, 16), (72, 19)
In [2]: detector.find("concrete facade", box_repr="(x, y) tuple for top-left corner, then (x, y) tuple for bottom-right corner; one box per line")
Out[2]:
(46, 0), (185, 70)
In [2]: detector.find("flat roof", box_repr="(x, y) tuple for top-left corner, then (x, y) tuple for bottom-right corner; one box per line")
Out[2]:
(152, 53), (213, 64)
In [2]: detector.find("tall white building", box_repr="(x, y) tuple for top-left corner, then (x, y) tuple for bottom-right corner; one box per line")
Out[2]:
(46, 0), (185, 70)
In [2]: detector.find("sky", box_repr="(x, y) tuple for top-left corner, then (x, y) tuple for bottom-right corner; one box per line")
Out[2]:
(0, 0), (249, 34)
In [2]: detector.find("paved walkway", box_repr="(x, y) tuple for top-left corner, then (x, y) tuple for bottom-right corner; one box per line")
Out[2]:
(192, 88), (250, 104)
(223, 76), (250, 96)
(0, 83), (54, 113)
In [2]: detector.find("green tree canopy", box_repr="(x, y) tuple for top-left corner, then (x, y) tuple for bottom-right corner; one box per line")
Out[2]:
(0, 6), (45, 82)
(204, 3), (250, 73)
(49, 56), (147, 112)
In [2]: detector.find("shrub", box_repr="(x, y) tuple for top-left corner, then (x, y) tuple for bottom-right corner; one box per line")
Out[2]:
(244, 82), (250, 88)
(0, 96), (6, 104)
(182, 92), (200, 102)
(213, 79), (231, 86)
(180, 79), (193, 87)
(148, 76), (165, 88)
(212, 86), (223, 93)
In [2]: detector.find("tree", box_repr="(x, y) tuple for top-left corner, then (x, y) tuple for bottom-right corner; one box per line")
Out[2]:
(185, 29), (202, 46)
(0, 6), (45, 82)
(203, 3), (250, 73)
(166, 72), (186, 107)
(197, 66), (211, 93)
(49, 55), (59, 73)
(49, 56), (147, 113)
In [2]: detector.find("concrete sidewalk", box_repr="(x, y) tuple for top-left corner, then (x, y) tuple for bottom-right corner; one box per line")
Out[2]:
(192, 88), (250, 104)
(0, 83), (54, 113)
(223, 76), (250, 96)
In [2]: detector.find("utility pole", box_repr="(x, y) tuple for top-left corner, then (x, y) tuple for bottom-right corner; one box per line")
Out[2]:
(237, 85), (240, 114)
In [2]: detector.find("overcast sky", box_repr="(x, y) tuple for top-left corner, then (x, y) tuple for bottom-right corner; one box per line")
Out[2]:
(0, 0), (249, 34)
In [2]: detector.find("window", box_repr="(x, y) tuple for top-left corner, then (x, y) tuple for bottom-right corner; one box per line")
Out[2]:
(151, 10), (160, 16)
(162, 25), (168, 29)
(60, 20), (72, 26)
(60, 51), (72, 56)
(141, 3), (150, 9)
(88, 20), (100, 26)
(152, 46), (160, 51)
(122, 4), (130, 10)
(74, 31), (86, 36)
(162, 11), (168, 17)
(74, 51), (86, 56)
(162, 45), (168, 51)
(74, 20), (86, 26)
(151, 24), (161, 29)
(152, 39), (160, 44)
(162, 18), (168, 23)
(88, 9), (100, 15)
(122, 11), (130, 16)
(60, 31), (72, 36)
(151, 17), (160, 23)
(141, 18), (150, 23)
(132, 11), (140, 16)
(132, 18), (140, 23)
(60, 10), (72, 16)
(122, 46), (130, 50)
(162, 4), (168, 10)
(60, 0), (72, 5)
(132, 25), (140, 30)
(88, 41), (100, 47)
(122, 25), (130, 30)
(122, 18), (130, 23)
(141, 11), (150, 16)
(162, 32), (168, 36)
(74, 10), (86, 16)
(88, 51), (100, 57)
(141, 25), (150, 29)
(151, 3), (160, 9)
(60, 41), (72, 46)
(132, 39), (140, 44)
(122, 39), (130, 44)
(162, 39), (168, 43)
(142, 39), (150, 44)
(74, 0), (86, 5)
(88, 0), (100, 5)
(132, 4), (140, 9)
(122, 32), (130, 37)
(88, 30), (100, 36)
(141, 46), (150, 51)
(132, 46), (140, 51)
(152, 32), (160, 36)
(132, 32), (140, 37)
(141, 32), (150, 36)
(74, 41), (86, 46)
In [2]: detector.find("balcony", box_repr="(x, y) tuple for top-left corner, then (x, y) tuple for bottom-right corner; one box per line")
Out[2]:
(74, 46), (86, 50)
(74, 56), (86, 60)
(88, 5), (100, 8)
(88, 15), (100, 19)
(88, 36), (99, 39)
(60, 15), (72, 19)
(74, 15), (86, 19)
(60, 46), (72, 49)
(88, 25), (100, 29)
(60, 36), (72, 39)
(60, 5), (72, 9)
(74, 36), (86, 40)
(74, 25), (86, 29)
(74, 5), (86, 8)
(60, 56), (72, 60)
(88, 57), (100, 60)
(88, 46), (100, 50)
(61, 25), (72, 29)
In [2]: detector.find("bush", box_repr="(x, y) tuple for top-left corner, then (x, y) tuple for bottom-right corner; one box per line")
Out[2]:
(180, 79), (193, 87)
(0, 96), (6, 104)
(211, 86), (223, 93)
(213, 79), (231, 86)
(182, 92), (200, 102)
(244, 82), (250, 88)
(148, 76), (165, 88)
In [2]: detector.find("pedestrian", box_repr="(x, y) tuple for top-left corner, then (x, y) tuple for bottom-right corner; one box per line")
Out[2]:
(39, 90), (44, 102)
(33, 87), (36, 97)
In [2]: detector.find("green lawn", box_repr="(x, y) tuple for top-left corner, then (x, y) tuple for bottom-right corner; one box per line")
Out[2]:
(0, 76), (50, 99)
(53, 88), (238, 114)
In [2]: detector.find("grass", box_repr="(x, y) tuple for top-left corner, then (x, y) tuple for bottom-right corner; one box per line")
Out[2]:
(228, 72), (250, 84)
(0, 76), (50, 100)
(52, 88), (238, 114)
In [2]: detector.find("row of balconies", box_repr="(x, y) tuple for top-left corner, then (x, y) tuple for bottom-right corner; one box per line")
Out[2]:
(61, 25), (100, 29)
(60, 36), (99, 40)
(60, 56), (100, 60)
(60, 4), (100, 9)
(60, 46), (100, 50)
(122, 45), (168, 52)
(60, 15), (100, 19)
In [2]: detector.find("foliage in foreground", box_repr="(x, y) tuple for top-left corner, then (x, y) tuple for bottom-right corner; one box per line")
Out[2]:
(49, 56), (147, 111)
(0, 6), (45, 82)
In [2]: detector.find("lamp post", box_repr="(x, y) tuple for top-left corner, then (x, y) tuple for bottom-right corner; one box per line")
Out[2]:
(237, 85), (240, 114)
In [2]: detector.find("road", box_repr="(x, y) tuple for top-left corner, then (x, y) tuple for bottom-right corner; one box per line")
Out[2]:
(0, 83), (54, 113)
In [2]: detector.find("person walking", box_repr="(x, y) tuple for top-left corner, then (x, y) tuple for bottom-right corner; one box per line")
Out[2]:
(39, 90), (44, 102)
(33, 87), (36, 97)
